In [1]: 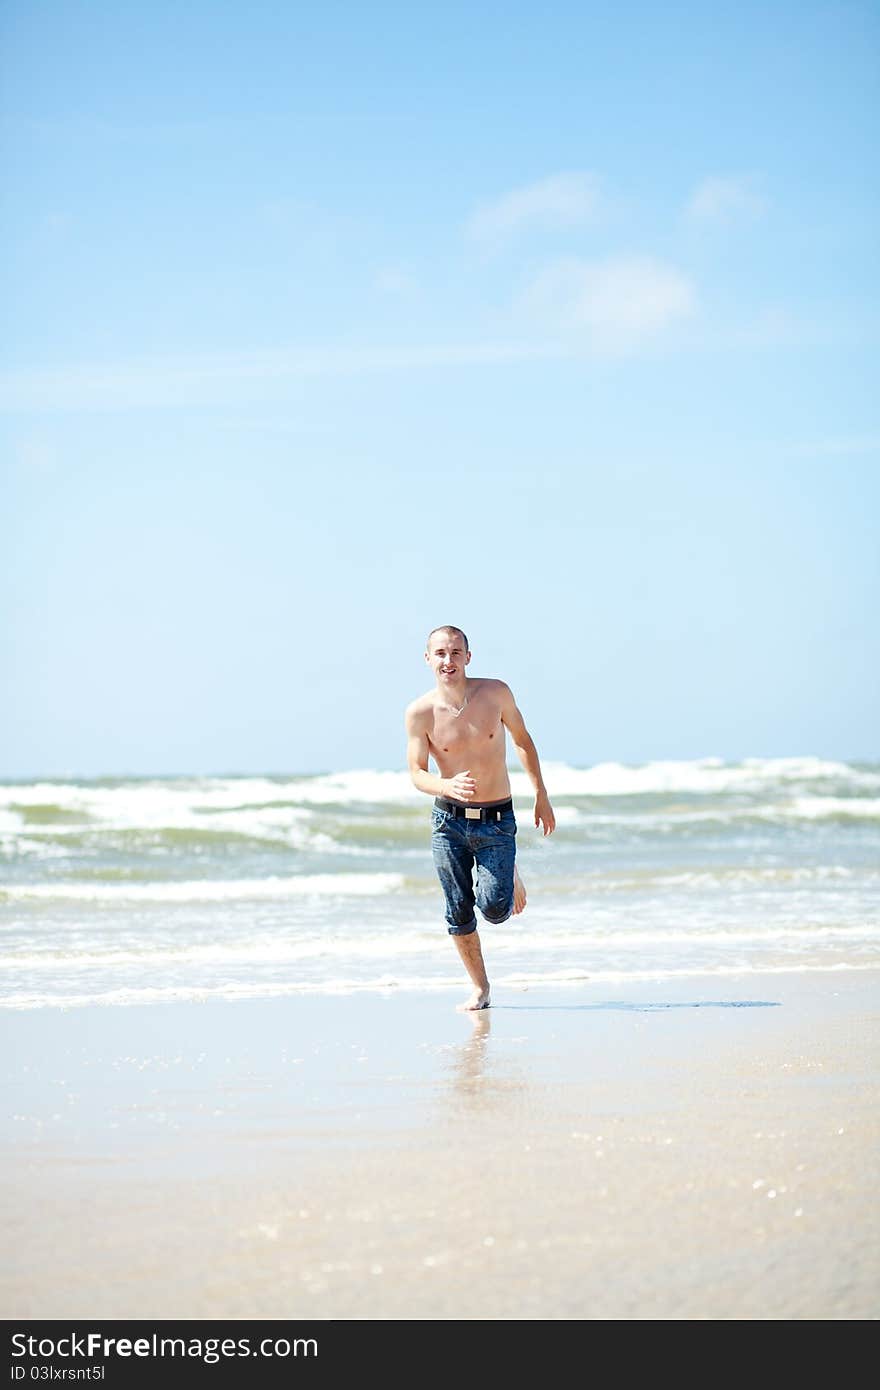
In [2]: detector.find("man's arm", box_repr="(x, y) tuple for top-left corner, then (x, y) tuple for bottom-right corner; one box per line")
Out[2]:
(405, 704), (476, 801)
(499, 686), (556, 836)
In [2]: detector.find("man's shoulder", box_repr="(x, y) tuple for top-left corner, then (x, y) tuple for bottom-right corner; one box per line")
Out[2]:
(404, 689), (438, 725)
(478, 677), (513, 699)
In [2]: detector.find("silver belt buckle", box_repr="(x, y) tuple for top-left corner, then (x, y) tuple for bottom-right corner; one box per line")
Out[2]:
(464, 807), (481, 820)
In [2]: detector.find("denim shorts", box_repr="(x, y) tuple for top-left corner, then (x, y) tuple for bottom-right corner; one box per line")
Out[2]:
(430, 802), (517, 935)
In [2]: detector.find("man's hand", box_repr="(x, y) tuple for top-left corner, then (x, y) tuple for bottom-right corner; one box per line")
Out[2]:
(444, 770), (476, 801)
(534, 790), (556, 836)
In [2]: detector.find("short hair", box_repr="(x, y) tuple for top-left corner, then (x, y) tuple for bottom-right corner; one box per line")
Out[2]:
(426, 624), (469, 653)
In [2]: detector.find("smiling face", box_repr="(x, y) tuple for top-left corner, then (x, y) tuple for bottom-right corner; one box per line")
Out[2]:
(425, 628), (471, 687)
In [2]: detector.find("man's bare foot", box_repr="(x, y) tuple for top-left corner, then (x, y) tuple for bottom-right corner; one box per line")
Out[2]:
(457, 986), (490, 1012)
(513, 865), (527, 915)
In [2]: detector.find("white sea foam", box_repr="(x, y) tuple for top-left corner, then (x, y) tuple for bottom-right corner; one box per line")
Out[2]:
(265, 770), (421, 805)
(290, 757), (880, 802)
(0, 975), (459, 1010)
(490, 923), (879, 950)
(3, 920), (873, 974)
(0, 772), (419, 815)
(0, 781), (320, 836)
(520, 756), (880, 798)
(782, 796), (880, 820)
(495, 961), (876, 986)
(1, 959), (875, 1010)
(3, 760), (877, 1012)
(553, 799), (880, 828)
(2, 758), (876, 823)
(541, 865), (875, 891)
(1, 872), (405, 904)
(660, 865), (870, 886)
(0, 934), (443, 969)
(0, 777), (290, 814)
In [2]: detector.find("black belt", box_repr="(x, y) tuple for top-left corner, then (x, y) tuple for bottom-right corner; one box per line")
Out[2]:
(434, 797), (513, 823)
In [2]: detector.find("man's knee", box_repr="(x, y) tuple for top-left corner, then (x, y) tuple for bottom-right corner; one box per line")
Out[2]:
(479, 896), (513, 925)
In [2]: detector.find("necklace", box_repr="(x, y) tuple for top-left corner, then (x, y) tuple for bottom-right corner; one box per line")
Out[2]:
(441, 695), (468, 717)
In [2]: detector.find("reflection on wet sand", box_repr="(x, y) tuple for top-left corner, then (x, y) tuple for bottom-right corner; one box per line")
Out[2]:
(440, 1010), (528, 1116)
(451, 1009), (491, 1100)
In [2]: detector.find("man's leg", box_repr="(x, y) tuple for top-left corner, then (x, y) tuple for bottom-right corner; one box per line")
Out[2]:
(452, 930), (491, 1011)
(513, 866), (527, 914)
(474, 818), (518, 926)
(431, 812), (489, 1009)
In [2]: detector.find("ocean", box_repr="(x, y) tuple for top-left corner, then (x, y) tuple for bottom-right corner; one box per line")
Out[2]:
(1, 757), (878, 1009)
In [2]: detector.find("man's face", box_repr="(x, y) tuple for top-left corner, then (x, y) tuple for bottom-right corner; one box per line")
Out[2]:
(425, 632), (470, 684)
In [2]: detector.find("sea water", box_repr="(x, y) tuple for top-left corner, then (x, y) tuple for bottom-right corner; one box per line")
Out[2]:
(1, 757), (878, 1008)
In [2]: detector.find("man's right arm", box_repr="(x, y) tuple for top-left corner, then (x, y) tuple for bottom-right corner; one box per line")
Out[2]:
(405, 705), (475, 801)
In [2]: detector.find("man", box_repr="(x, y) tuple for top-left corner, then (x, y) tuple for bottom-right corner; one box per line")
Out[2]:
(405, 625), (556, 1011)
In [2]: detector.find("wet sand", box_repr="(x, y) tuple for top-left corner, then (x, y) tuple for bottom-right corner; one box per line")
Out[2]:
(2, 971), (878, 1319)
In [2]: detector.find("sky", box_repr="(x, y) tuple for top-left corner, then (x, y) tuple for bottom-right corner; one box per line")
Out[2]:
(1, 0), (878, 777)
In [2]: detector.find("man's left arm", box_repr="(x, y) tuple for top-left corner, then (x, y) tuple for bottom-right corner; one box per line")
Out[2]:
(499, 685), (556, 837)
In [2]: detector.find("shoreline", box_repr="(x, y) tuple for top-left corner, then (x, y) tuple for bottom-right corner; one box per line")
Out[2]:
(4, 959), (877, 1013)
(3, 969), (878, 1319)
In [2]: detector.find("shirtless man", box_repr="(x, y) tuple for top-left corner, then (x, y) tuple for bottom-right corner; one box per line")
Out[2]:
(405, 625), (556, 1010)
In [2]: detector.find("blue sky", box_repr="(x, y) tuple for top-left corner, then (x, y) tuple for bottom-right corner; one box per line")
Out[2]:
(2, 0), (878, 777)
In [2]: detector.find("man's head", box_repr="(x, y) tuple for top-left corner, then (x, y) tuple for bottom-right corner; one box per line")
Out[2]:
(425, 625), (470, 683)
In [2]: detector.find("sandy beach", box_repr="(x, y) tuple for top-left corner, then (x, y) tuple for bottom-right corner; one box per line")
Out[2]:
(2, 969), (877, 1321)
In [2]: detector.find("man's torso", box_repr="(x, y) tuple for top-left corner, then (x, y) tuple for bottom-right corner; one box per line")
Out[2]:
(418, 678), (511, 803)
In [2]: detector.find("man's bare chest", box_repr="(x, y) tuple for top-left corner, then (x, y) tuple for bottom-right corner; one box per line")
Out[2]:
(427, 703), (504, 757)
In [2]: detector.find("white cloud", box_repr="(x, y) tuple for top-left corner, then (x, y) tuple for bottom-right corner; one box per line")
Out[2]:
(0, 342), (566, 412)
(686, 175), (766, 222)
(467, 172), (601, 245)
(519, 254), (697, 353)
